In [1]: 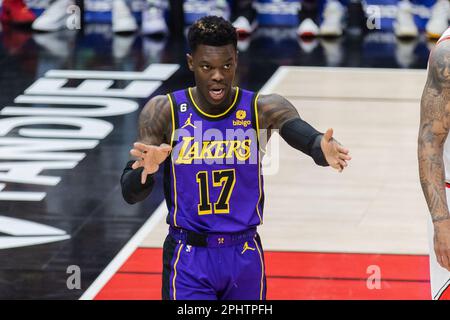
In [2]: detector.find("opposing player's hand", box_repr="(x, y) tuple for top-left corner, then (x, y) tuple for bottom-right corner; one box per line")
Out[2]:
(320, 128), (351, 172)
(434, 219), (450, 272)
(129, 142), (172, 184)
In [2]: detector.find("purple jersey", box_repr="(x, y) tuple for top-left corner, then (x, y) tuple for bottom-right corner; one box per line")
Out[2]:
(163, 87), (264, 233)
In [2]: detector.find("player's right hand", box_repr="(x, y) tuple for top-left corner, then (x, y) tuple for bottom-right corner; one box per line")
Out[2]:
(129, 142), (172, 184)
(433, 219), (450, 272)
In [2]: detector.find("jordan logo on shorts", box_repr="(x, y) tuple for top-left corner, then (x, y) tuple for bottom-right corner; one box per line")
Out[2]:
(241, 241), (255, 254)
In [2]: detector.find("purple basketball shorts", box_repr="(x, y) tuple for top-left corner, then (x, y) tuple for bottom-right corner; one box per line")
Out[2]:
(162, 227), (267, 300)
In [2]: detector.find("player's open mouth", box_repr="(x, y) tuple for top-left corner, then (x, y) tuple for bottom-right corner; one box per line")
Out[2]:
(209, 88), (225, 101)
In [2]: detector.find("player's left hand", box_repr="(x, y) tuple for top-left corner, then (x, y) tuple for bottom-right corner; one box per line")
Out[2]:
(320, 128), (351, 172)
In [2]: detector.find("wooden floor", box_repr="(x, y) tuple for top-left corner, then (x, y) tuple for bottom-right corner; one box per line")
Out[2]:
(141, 66), (430, 255)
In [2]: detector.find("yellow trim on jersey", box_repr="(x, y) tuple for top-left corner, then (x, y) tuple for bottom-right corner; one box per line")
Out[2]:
(196, 170), (213, 215)
(253, 93), (263, 225)
(253, 238), (265, 300)
(167, 94), (178, 227)
(172, 243), (183, 300)
(188, 87), (240, 118)
(213, 169), (236, 214)
(254, 93), (261, 140)
(167, 94), (176, 148)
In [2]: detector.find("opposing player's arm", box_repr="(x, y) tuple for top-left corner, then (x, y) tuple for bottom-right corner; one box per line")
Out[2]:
(257, 94), (351, 171)
(419, 42), (450, 223)
(121, 95), (173, 204)
(418, 41), (450, 271)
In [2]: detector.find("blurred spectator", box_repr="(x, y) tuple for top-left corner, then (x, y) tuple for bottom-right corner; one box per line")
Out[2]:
(231, 0), (347, 38)
(0, 0), (35, 25)
(232, 0), (258, 34)
(425, 0), (449, 39)
(298, 0), (346, 37)
(394, 0), (449, 39)
(393, 0), (419, 38)
(111, 0), (138, 33)
(31, 0), (173, 35)
(32, 0), (138, 33)
(142, 0), (169, 35)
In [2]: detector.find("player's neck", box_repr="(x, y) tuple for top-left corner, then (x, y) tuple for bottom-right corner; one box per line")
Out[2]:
(191, 87), (235, 115)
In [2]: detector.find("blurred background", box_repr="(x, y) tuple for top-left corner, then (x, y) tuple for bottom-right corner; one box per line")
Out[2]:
(0, 0), (448, 300)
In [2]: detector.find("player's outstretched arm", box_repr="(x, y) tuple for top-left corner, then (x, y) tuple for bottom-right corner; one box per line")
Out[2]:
(418, 41), (450, 271)
(121, 95), (172, 204)
(258, 94), (351, 172)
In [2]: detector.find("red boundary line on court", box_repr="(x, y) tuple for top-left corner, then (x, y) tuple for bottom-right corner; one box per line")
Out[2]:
(94, 248), (430, 300)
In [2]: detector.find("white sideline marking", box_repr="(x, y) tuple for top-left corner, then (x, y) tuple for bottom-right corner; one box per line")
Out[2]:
(79, 201), (167, 300)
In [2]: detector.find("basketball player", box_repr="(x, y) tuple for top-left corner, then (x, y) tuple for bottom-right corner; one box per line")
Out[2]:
(121, 16), (351, 300)
(418, 27), (450, 300)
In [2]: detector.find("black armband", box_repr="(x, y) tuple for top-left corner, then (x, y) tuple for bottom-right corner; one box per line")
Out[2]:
(280, 118), (329, 167)
(120, 160), (155, 204)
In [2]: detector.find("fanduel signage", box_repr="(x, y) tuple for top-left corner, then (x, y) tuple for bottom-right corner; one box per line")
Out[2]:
(0, 63), (179, 202)
(0, 63), (178, 249)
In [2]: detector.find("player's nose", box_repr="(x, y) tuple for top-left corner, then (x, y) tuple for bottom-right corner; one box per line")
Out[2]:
(211, 68), (224, 82)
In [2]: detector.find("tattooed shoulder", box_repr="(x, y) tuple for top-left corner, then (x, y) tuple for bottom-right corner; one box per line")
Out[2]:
(417, 43), (450, 223)
(138, 95), (172, 145)
(429, 41), (450, 93)
(257, 93), (300, 130)
(421, 42), (450, 125)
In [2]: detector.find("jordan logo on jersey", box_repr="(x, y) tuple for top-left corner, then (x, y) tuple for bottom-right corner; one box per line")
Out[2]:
(181, 113), (197, 129)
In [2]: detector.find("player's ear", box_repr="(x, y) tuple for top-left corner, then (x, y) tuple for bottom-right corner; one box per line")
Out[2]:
(186, 53), (194, 71)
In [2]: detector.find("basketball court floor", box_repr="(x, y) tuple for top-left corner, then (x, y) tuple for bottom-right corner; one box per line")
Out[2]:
(0, 23), (434, 299)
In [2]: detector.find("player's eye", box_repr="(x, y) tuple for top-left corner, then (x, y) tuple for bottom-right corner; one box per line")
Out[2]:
(223, 64), (231, 70)
(201, 65), (210, 70)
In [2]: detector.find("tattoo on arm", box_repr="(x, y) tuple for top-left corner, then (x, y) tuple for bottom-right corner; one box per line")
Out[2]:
(258, 94), (300, 131)
(137, 95), (172, 146)
(255, 94), (302, 150)
(418, 42), (450, 223)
